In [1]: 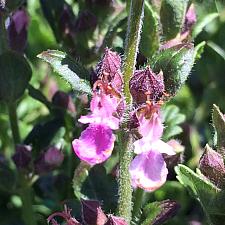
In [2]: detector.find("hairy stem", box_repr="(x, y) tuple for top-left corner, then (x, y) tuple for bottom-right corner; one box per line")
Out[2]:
(123, 0), (145, 104)
(8, 102), (21, 145)
(117, 0), (144, 223)
(118, 131), (134, 223)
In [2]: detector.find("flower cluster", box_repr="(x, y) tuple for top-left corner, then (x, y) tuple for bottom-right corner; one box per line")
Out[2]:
(72, 48), (175, 192)
(72, 48), (123, 165)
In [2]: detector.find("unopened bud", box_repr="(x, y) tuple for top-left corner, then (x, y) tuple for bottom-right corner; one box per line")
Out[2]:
(129, 66), (164, 105)
(7, 9), (29, 53)
(104, 215), (128, 225)
(52, 91), (76, 113)
(182, 4), (196, 34)
(96, 48), (123, 92)
(199, 144), (225, 188)
(81, 199), (107, 225)
(12, 145), (32, 169)
(44, 147), (64, 167)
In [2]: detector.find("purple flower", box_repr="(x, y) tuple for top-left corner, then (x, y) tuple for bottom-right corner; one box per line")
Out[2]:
(79, 92), (120, 130)
(130, 150), (168, 192)
(72, 124), (115, 165)
(129, 103), (175, 192)
(7, 9), (29, 53)
(44, 147), (64, 167)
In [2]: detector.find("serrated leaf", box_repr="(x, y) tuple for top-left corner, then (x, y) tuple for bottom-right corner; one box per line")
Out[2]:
(175, 164), (225, 224)
(37, 50), (92, 95)
(160, 0), (188, 40)
(141, 200), (180, 225)
(212, 104), (225, 158)
(140, 2), (159, 58)
(151, 43), (195, 96)
(192, 13), (219, 38)
(0, 51), (32, 102)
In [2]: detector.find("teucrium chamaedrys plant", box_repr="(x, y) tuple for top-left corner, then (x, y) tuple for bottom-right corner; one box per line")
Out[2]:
(38, 0), (200, 224)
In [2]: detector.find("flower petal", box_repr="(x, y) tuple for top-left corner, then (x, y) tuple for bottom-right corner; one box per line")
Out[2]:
(72, 124), (115, 165)
(129, 150), (168, 192)
(152, 140), (175, 155)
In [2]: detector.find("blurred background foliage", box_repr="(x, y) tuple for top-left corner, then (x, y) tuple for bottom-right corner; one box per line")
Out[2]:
(0, 0), (225, 224)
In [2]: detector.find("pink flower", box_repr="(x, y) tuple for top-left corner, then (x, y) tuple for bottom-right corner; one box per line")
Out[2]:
(129, 149), (168, 192)
(129, 103), (175, 191)
(72, 124), (115, 165)
(79, 92), (120, 130)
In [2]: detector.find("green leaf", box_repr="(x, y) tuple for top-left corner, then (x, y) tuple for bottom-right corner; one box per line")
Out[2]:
(140, 2), (159, 58)
(37, 50), (92, 95)
(151, 43), (195, 96)
(207, 41), (225, 60)
(162, 105), (185, 140)
(212, 104), (225, 158)
(160, 0), (188, 40)
(192, 13), (219, 38)
(0, 51), (32, 102)
(141, 200), (180, 225)
(194, 41), (206, 61)
(175, 164), (225, 225)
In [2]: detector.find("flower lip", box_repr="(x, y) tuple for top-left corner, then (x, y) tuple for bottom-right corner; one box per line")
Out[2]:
(72, 124), (115, 165)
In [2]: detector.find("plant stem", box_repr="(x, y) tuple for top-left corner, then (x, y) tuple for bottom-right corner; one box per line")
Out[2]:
(118, 131), (134, 223)
(123, 0), (145, 104)
(132, 188), (144, 219)
(73, 161), (92, 200)
(19, 173), (37, 225)
(117, 0), (144, 223)
(8, 102), (21, 145)
(0, 11), (7, 54)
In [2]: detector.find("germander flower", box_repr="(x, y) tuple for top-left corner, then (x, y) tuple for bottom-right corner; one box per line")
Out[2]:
(79, 92), (120, 130)
(129, 103), (175, 192)
(72, 124), (115, 165)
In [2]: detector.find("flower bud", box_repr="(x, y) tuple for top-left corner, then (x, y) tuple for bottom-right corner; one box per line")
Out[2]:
(182, 4), (196, 35)
(81, 199), (107, 225)
(7, 9), (29, 53)
(96, 48), (123, 93)
(129, 66), (164, 105)
(44, 147), (64, 167)
(52, 90), (76, 113)
(75, 10), (97, 32)
(199, 144), (225, 188)
(12, 144), (32, 169)
(34, 147), (64, 174)
(104, 215), (128, 225)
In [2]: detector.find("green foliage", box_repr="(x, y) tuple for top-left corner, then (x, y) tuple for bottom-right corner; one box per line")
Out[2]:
(141, 200), (179, 225)
(151, 43), (195, 96)
(0, 51), (32, 102)
(37, 50), (92, 95)
(176, 164), (225, 225)
(212, 104), (225, 157)
(140, 2), (159, 58)
(162, 104), (186, 140)
(160, 0), (188, 40)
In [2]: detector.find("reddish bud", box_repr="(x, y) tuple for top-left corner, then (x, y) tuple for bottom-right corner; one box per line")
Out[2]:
(129, 66), (164, 104)
(81, 199), (107, 225)
(7, 9), (29, 53)
(199, 144), (225, 188)
(104, 215), (128, 225)
(52, 91), (76, 113)
(44, 147), (64, 167)
(96, 48), (123, 93)
(12, 145), (32, 169)
(182, 4), (196, 35)
(34, 147), (64, 174)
